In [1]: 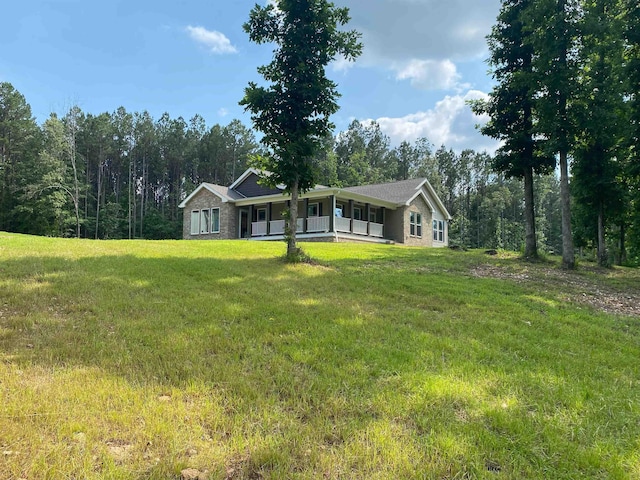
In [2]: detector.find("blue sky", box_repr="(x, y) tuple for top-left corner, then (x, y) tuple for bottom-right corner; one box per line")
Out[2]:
(1, 0), (502, 154)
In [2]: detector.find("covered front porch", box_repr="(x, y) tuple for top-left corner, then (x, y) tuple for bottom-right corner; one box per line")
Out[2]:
(239, 194), (391, 242)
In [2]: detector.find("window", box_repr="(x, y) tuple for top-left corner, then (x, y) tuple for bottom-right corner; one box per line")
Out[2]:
(256, 207), (267, 222)
(335, 203), (344, 218)
(307, 202), (319, 217)
(410, 211), (422, 237)
(369, 207), (377, 223)
(353, 206), (363, 221)
(200, 209), (210, 234)
(191, 209), (221, 236)
(211, 208), (220, 233)
(433, 219), (444, 242)
(191, 211), (200, 235)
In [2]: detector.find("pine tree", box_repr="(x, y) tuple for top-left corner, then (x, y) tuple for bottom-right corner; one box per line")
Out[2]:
(472, 0), (554, 260)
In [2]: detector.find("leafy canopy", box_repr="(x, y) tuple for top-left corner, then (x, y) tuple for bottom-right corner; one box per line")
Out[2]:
(240, 0), (362, 193)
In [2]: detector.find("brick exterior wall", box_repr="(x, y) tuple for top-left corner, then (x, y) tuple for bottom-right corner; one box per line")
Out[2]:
(384, 195), (434, 246)
(404, 196), (434, 247)
(182, 189), (238, 240)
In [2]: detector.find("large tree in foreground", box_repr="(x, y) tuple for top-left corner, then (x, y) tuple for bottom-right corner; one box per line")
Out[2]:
(572, 0), (626, 266)
(240, 0), (361, 260)
(625, 0), (640, 261)
(528, 0), (582, 269)
(472, 0), (554, 260)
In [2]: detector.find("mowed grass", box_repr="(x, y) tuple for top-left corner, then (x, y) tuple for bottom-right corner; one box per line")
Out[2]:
(1, 233), (639, 479)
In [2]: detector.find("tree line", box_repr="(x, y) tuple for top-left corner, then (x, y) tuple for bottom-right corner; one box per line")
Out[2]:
(473, 0), (640, 267)
(0, 82), (259, 240)
(0, 79), (638, 264)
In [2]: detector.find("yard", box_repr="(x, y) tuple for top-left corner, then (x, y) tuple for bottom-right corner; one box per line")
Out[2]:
(1, 233), (639, 479)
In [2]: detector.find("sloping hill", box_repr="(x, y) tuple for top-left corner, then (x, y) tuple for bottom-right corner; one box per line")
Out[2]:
(1, 233), (639, 479)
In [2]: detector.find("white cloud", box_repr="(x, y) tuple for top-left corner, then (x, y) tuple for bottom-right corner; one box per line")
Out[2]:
(186, 26), (237, 54)
(364, 90), (500, 154)
(331, 55), (356, 73)
(347, 0), (500, 62)
(394, 59), (469, 91)
(339, 0), (500, 93)
(218, 107), (229, 117)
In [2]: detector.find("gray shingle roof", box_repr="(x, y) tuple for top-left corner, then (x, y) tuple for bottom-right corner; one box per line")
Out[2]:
(342, 178), (426, 205)
(203, 183), (246, 201)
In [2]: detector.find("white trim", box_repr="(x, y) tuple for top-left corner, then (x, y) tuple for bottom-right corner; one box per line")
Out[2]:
(405, 180), (452, 220)
(190, 210), (200, 235)
(211, 207), (220, 233)
(229, 168), (262, 190)
(307, 202), (319, 217)
(228, 168), (287, 192)
(433, 219), (445, 243)
(407, 189), (434, 213)
(256, 207), (267, 222)
(368, 207), (378, 223)
(409, 211), (423, 238)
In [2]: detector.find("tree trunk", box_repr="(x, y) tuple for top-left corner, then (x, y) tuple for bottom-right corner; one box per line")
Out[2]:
(95, 161), (103, 240)
(65, 111), (81, 239)
(597, 199), (607, 267)
(140, 153), (146, 238)
(128, 156), (133, 239)
(287, 180), (299, 258)
(523, 166), (538, 259)
(559, 150), (575, 269)
(618, 222), (626, 266)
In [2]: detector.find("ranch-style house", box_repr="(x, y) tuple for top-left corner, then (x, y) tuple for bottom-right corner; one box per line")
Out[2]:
(179, 168), (451, 247)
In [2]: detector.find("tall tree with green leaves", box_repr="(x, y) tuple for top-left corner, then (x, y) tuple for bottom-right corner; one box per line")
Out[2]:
(240, 0), (362, 260)
(572, 0), (626, 266)
(472, 0), (554, 260)
(624, 0), (640, 261)
(61, 106), (84, 238)
(0, 82), (41, 232)
(528, 0), (581, 268)
(30, 114), (68, 235)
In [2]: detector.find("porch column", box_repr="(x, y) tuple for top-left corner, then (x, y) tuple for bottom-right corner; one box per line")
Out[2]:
(348, 199), (354, 234)
(267, 202), (272, 235)
(303, 198), (309, 233)
(365, 203), (370, 235)
(381, 207), (386, 238)
(249, 205), (254, 236)
(330, 195), (335, 232)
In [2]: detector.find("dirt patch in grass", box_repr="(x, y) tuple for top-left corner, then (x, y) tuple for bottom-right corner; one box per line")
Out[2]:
(471, 263), (640, 317)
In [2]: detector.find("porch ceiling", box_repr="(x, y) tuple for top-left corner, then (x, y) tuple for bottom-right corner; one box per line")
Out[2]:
(233, 188), (399, 209)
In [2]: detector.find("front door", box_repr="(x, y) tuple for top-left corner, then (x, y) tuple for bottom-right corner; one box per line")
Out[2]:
(239, 209), (249, 238)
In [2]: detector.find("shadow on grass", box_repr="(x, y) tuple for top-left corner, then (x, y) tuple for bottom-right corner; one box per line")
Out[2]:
(1, 247), (639, 478)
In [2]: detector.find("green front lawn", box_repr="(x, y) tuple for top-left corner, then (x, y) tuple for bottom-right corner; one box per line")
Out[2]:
(1, 233), (639, 479)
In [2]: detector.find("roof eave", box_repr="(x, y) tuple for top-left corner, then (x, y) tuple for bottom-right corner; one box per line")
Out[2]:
(233, 187), (399, 209)
(178, 184), (233, 208)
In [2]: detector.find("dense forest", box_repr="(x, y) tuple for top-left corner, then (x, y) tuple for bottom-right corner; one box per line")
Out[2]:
(0, 77), (638, 264)
(0, 79), (638, 265)
(0, 82), (564, 251)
